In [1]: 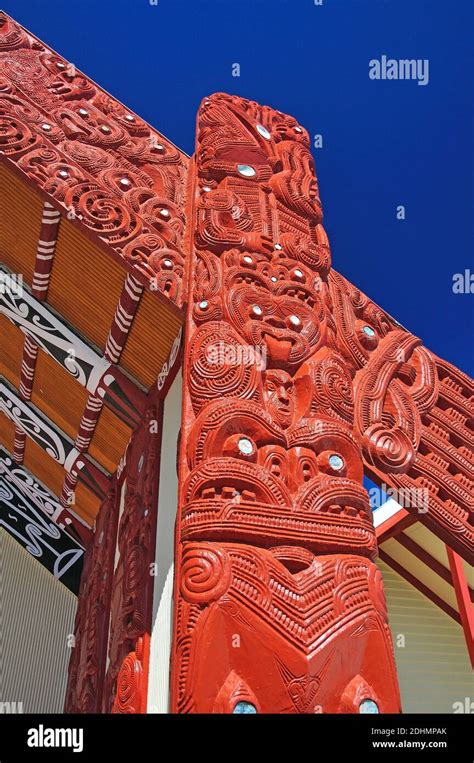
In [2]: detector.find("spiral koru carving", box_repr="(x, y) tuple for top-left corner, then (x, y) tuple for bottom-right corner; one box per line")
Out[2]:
(180, 544), (231, 604)
(362, 421), (415, 474)
(112, 651), (143, 714)
(64, 183), (141, 244)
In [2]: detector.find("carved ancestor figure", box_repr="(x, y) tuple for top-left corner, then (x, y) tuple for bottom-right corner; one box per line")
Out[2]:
(170, 93), (473, 713)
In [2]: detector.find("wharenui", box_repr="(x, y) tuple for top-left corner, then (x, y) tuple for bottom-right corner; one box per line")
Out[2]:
(0, 11), (472, 715)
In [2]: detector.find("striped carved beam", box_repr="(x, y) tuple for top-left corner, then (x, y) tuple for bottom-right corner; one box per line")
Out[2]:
(0, 267), (146, 428)
(59, 273), (144, 507)
(13, 201), (62, 463)
(0, 379), (110, 501)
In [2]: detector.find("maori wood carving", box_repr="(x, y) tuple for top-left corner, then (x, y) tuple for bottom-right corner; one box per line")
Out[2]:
(327, 269), (473, 560)
(65, 481), (118, 713)
(103, 404), (162, 713)
(65, 402), (163, 713)
(0, 11), (187, 310)
(172, 92), (473, 713)
(171, 93), (402, 714)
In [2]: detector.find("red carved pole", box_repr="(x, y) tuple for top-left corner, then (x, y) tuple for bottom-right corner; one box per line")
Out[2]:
(170, 94), (401, 713)
(65, 483), (119, 712)
(103, 403), (163, 713)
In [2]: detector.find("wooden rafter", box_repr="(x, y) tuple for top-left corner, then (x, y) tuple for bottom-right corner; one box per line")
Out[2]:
(0, 266), (146, 428)
(446, 546), (474, 668)
(379, 548), (461, 625)
(396, 531), (474, 602)
(375, 506), (417, 543)
(1, 379), (109, 501)
(13, 201), (61, 463)
(58, 272), (144, 508)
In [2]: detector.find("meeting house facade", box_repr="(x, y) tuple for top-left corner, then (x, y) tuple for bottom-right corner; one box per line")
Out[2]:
(0, 12), (472, 714)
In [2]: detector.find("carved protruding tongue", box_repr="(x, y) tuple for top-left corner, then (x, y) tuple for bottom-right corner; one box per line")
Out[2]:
(264, 334), (292, 364)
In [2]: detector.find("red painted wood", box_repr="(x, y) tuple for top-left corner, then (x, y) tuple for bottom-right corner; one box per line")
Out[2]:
(376, 508), (417, 543)
(396, 532), (474, 600)
(446, 546), (474, 668)
(64, 482), (120, 712)
(103, 403), (163, 713)
(169, 93), (402, 714)
(64, 402), (163, 713)
(0, 11), (188, 314)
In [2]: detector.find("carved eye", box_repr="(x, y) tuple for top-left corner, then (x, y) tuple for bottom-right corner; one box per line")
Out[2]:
(250, 304), (263, 318)
(238, 438), (254, 456)
(356, 320), (379, 350)
(223, 435), (257, 461)
(233, 701), (257, 714)
(292, 268), (305, 282)
(285, 314), (302, 331)
(359, 699), (379, 714)
(237, 164), (256, 178)
(317, 450), (347, 476)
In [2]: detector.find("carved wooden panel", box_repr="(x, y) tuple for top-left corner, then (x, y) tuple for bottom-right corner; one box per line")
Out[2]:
(60, 78), (472, 713)
(0, 11), (187, 309)
(102, 404), (162, 713)
(64, 480), (118, 712)
(329, 270), (473, 561)
(171, 93), (402, 713)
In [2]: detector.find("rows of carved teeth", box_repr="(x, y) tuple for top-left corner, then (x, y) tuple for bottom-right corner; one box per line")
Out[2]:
(183, 508), (372, 539)
(228, 514), (371, 537)
(200, 486), (256, 501)
(281, 287), (316, 308)
(196, 487), (368, 519)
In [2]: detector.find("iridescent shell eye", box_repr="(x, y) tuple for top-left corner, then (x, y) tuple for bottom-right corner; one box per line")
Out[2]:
(359, 699), (379, 714)
(237, 438), (254, 456)
(233, 701), (257, 714)
(286, 314), (302, 332)
(237, 164), (256, 177)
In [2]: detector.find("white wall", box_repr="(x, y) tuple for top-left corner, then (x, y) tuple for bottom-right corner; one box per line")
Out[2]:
(379, 560), (473, 713)
(0, 527), (77, 712)
(147, 371), (182, 713)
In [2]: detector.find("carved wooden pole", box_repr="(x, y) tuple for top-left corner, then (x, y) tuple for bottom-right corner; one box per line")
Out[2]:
(170, 94), (401, 713)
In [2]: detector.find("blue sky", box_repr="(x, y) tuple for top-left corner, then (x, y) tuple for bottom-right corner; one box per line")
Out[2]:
(4, 0), (473, 375)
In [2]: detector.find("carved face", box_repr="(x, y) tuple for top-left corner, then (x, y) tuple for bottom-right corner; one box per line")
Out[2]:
(262, 369), (295, 428)
(225, 284), (324, 369)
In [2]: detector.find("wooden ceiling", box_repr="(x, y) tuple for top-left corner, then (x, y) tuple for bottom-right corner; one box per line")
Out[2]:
(0, 162), (42, 286)
(0, 164), (183, 530)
